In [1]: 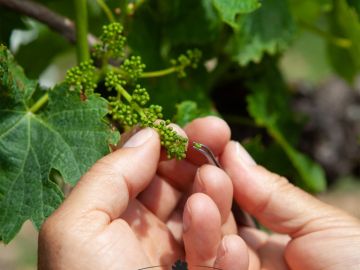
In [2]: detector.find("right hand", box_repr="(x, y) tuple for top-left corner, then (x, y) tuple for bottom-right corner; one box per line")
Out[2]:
(203, 136), (360, 269)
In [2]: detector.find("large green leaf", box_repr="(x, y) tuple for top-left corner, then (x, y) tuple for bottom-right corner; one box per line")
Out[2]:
(0, 46), (119, 243)
(328, 0), (360, 82)
(211, 0), (260, 29)
(227, 0), (296, 66)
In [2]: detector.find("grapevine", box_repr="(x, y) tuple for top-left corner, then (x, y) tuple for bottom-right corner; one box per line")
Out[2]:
(66, 22), (202, 160)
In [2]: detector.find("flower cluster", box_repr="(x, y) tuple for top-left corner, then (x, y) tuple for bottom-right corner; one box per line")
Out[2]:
(171, 49), (202, 77)
(65, 60), (96, 95)
(105, 70), (187, 159)
(122, 56), (146, 80)
(66, 23), (193, 160)
(93, 22), (126, 59)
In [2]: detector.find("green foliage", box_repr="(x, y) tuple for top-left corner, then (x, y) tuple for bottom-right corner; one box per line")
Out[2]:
(227, 0), (296, 66)
(347, 0), (360, 14)
(67, 23), (190, 160)
(328, 0), (360, 82)
(245, 64), (326, 192)
(0, 45), (118, 243)
(211, 0), (261, 29)
(174, 101), (218, 127)
(1, 0), (359, 243)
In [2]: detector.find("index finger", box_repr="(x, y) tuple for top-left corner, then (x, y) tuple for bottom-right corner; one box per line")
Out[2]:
(157, 116), (231, 191)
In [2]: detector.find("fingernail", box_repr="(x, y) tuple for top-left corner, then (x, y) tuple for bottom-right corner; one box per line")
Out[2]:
(183, 206), (191, 232)
(123, 128), (153, 148)
(235, 142), (256, 166)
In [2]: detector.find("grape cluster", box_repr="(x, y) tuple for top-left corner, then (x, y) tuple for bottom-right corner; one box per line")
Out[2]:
(153, 121), (188, 160)
(93, 22), (126, 59)
(141, 105), (163, 124)
(171, 49), (202, 77)
(65, 22), (191, 160)
(104, 70), (125, 89)
(65, 60), (96, 95)
(107, 80), (187, 159)
(132, 85), (149, 105)
(122, 56), (146, 80)
(109, 98), (139, 126)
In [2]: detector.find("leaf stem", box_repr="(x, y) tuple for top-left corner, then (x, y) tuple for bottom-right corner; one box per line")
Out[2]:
(141, 66), (178, 78)
(300, 21), (352, 48)
(96, 0), (115, 22)
(118, 0), (127, 24)
(74, 0), (90, 63)
(29, 93), (49, 113)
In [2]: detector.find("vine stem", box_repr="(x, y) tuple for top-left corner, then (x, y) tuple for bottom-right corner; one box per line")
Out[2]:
(0, 0), (98, 45)
(74, 0), (90, 63)
(300, 21), (352, 48)
(96, 0), (115, 22)
(29, 93), (49, 113)
(141, 66), (178, 78)
(115, 85), (146, 118)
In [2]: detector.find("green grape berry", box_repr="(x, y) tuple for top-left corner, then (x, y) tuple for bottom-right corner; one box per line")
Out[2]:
(122, 55), (146, 80)
(152, 120), (188, 160)
(65, 60), (96, 95)
(132, 85), (149, 106)
(109, 98), (139, 126)
(93, 22), (126, 59)
(105, 70), (126, 90)
(65, 23), (194, 160)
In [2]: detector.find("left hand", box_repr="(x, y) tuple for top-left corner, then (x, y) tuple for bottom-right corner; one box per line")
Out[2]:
(38, 117), (243, 270)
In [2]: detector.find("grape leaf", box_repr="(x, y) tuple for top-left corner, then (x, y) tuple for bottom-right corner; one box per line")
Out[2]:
(173, 100), (218, 127)
(327, 0), (360, 82)
(227, 0), (296, 66)
(163, 0), (223, 45)
(211, 0), (260, 29)
(0, 46), (119, 243)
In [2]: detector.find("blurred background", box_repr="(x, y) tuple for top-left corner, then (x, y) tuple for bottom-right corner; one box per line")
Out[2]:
(0, 0), (359, 269)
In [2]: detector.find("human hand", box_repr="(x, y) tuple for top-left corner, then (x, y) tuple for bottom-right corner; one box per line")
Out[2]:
(162, 117), (360, 270)
(38, 117), (239, 270)
(211, 137), (360, 269)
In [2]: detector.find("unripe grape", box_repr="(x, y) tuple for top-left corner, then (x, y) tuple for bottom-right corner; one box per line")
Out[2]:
(65, 60), (96, 95)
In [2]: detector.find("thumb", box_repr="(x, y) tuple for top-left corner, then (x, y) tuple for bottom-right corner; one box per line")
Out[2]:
(59, 128), (160, 222)
(221, 141), (359, 237)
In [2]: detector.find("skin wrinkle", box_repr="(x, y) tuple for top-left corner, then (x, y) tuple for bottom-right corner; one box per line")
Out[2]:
(83, 170), (129, 221)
